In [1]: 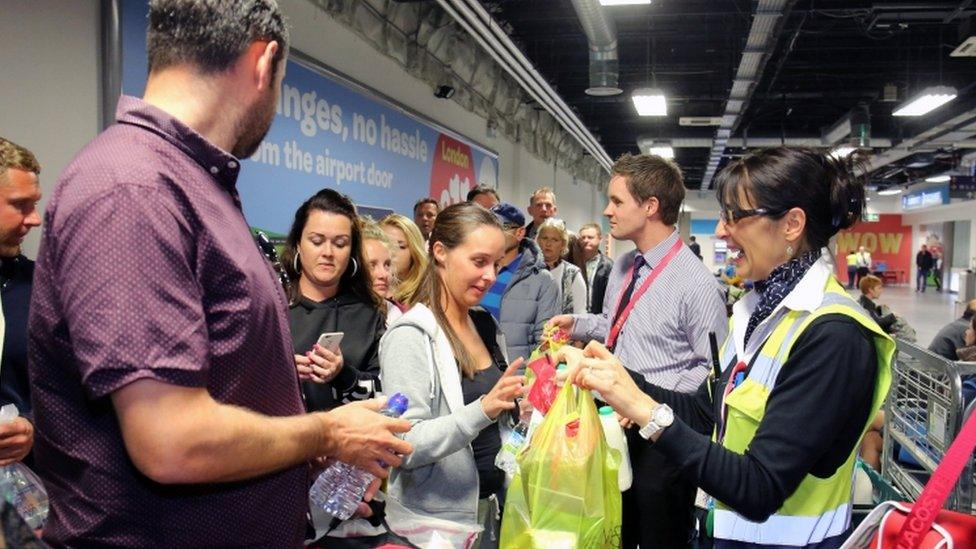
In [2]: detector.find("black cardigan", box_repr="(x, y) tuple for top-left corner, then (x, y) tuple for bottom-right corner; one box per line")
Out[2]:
(288, 290), (385, 411)
(635, 314), (877, 524)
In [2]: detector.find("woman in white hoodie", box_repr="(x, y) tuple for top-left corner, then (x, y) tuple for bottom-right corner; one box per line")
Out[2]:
(380, 202), (525, 548)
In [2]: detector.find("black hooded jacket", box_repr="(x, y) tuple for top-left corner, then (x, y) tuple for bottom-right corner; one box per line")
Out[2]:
(288, 289), (385, 411)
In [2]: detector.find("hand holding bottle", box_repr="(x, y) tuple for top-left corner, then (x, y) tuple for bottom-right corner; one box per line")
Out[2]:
(0, 415), (33, 466)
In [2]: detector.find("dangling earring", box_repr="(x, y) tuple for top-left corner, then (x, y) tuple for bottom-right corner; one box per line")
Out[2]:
(786, 244), (794, 257)
(350, 257), (359, 277)
(293, 251), (301, 274)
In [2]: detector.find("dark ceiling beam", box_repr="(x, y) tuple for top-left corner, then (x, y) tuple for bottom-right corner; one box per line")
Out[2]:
(561, 89), (889, 104)
(871, 9), (976, 23)
(872, 2), (971, 9)
(944, 0), (976, 22)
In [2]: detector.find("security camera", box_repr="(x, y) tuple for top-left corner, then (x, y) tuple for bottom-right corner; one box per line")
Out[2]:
(434, 85), (456, 99)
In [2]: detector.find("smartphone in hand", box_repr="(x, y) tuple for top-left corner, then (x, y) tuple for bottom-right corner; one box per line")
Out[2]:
(316, 332), (344, 353)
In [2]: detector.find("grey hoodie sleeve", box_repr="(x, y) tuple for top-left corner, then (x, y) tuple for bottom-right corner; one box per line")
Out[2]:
(380, 324), (494, 470)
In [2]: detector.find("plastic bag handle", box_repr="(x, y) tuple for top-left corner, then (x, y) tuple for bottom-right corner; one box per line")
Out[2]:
(894, 407), (976, 548)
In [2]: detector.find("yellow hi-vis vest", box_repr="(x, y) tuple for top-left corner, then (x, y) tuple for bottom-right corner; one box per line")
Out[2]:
(712, 276), (894, 546)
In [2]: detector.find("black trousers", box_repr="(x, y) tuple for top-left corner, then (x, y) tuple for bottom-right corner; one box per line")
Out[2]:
(622, 428), (698, 549)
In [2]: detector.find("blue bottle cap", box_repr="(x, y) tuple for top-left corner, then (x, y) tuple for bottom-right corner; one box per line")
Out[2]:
(556, 363), (568, 372)
(598, 406), (614, 416)
(386, 393), (409, 416)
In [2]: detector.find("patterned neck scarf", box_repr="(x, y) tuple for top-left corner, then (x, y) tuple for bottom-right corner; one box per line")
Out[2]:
(744, 250), (822, 346)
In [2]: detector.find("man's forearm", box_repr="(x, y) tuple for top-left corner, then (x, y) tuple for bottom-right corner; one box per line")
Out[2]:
(174, 403), (330, 483)
(113, 379), (330, 485)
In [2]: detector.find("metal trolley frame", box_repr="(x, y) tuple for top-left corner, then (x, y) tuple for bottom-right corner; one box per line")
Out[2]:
(881, 340), (976, 512)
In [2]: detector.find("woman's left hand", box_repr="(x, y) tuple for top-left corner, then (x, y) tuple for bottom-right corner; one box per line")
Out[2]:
(307, 344), (344, 384)
(570, 342), (658, 428)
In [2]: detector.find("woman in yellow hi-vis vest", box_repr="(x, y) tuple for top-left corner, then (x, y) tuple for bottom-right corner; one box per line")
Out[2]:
(556, 147), (894, 548)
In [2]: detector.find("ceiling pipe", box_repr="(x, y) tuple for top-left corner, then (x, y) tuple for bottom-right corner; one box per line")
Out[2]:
(569, 0), (622, 97)
(698, 0), (797, 195)
(434, 0), (614, 171)
(863, 108), (976, 175)
(640, 137), (894, 149)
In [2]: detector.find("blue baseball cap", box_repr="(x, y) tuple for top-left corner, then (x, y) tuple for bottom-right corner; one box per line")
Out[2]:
(490, 202), (526, 228)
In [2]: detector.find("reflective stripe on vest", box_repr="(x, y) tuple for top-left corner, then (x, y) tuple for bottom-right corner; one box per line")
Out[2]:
(713, 276), (894, 546)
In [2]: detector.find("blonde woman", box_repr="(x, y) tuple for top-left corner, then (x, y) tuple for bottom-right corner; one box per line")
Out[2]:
(380, 214), (428, 305)
(361, 217), (405, 326)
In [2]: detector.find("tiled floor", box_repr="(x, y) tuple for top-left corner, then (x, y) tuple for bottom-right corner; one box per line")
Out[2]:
(851, 285), (966, 347)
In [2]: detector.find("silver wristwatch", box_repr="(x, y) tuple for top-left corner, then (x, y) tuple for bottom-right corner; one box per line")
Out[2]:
(638, 403), (674, 440)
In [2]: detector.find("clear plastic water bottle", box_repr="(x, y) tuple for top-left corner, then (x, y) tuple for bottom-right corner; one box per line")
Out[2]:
(311, 393), (409, 520)
(495, 415), (530, 477)
(0, 405), (48, 530)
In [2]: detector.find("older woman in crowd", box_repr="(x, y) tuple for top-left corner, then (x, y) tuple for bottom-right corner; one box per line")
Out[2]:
(536, 218), (587, 315)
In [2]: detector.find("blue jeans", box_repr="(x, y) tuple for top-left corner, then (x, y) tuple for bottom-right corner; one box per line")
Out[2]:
(917, 268), (930, 291)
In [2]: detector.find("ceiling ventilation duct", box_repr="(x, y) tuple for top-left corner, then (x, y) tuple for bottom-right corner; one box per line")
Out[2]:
(698, 0), (796, 194)
(570, 0), (622, 97)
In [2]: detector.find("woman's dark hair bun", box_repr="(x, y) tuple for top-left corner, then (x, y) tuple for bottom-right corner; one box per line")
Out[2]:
(714, 146), (867, 251)
(823, 151), (866, 232)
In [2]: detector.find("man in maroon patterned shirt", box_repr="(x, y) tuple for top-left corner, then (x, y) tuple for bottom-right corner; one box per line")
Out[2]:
(27, 1), (411, 547)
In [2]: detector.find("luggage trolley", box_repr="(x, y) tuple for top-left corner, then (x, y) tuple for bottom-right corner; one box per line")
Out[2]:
(881, 340), (976, 512)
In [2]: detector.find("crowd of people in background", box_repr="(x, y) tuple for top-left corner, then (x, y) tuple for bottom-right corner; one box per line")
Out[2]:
(1, 2), (974, 549)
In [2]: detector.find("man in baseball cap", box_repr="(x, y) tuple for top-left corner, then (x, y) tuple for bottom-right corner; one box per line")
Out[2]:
(482, 202), (559, 364)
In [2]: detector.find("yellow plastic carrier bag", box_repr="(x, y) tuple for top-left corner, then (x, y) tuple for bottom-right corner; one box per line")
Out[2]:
(499, 381), (622, 548)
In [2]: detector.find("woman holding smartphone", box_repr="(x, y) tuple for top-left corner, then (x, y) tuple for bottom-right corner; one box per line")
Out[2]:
(282, 189), (386, 410)
(380, 203), (525, 548)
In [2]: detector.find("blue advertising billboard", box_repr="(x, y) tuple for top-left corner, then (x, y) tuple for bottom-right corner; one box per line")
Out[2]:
(118, 0), (498, 236)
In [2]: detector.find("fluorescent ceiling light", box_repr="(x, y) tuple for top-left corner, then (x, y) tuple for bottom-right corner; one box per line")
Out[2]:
(632, 88), (667, 116)
(600, 0), (652, 5)
(878, 188), (904, 196)
(649, 145), (674, 159)
(893, 86), (957, 117)
(926, 174), (951, 183)
(830, 145), (855, 158)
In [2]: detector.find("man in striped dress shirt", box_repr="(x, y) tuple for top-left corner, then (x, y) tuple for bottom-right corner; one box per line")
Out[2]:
(550, 153), (727, 549)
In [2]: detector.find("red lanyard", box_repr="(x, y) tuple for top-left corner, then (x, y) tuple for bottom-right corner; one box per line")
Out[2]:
(606, 238), (683, 350)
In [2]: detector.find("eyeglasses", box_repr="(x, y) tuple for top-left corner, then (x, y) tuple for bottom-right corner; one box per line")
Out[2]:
(720, 207), (787, 224)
